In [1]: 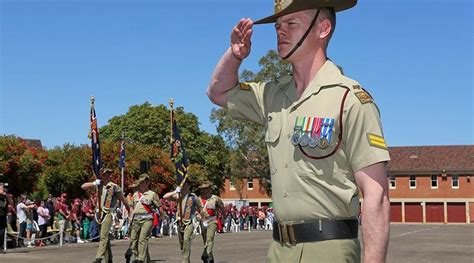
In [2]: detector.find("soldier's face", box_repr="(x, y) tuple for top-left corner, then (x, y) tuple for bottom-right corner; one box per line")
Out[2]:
(275, 11), (312, 56)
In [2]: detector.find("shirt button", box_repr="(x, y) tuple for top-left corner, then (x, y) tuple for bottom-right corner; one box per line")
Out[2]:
(268, 116), (273, 122)
(284, 163), (288, 168)
(284, 192), (288, 198)
(287, 133), (291, 138)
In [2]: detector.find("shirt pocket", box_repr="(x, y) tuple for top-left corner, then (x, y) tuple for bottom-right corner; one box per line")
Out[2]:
(264, 112), (282, 144)
(264, 112), (282, 175)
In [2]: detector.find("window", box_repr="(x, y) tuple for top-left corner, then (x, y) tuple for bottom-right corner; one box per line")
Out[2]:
(431, 175), (438, 189)
(229, 180), (235, 191)
(247, 178), (254, 190)
(452, 175), (459, 189)
(409, 175), (416, 189)
(389, 175), (396, 189)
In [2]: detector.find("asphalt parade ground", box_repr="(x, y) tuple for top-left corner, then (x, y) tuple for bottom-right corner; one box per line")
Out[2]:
(1, 224), (473, 263)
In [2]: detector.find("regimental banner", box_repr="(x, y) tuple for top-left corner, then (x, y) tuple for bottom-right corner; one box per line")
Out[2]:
(169, 103), (189, 185)
(90, 97), (102, 178)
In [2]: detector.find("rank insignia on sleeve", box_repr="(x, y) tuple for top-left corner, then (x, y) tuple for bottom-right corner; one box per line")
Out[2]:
(239, 82), (251, 91)
(367, 133), (388, 150)
(353, 84), (362, 90)
(355, 91), (373, 104)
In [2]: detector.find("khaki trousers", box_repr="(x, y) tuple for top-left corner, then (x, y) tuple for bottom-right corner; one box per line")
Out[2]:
(203, 221), (217, 259)
(129, 217), (153, 262)
(266, 238), (361, 263)
(181, 223), (194, 263)
(95, 213), (112, 261)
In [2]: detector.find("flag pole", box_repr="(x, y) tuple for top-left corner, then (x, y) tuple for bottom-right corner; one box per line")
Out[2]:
(121, 132), (125, 191)
(169, 98), (184, 250)
(90, 95), (104, 225)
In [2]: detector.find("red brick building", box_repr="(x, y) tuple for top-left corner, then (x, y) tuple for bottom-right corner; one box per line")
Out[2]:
(387, 145), (473, 224)
(220, 145), (474, 224)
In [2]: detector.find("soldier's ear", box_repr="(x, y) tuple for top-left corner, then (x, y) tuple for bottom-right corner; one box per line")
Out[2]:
(318, 19), (332, 39)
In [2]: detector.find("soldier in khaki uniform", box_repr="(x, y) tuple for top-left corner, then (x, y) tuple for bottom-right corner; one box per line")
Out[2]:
(127, 173), (160, 263)
(197, 181), (224, 263)
(82, 168), (131, 263)
(163, 179), (204, 263)
(207, 0), (391, 262)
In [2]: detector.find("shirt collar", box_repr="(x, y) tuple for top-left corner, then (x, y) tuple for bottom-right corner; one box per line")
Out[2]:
(283, 60), (343, 111)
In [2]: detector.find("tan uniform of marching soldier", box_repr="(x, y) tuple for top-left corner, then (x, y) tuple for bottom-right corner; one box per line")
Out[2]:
(198, 181), (224, 263)
(207, 0), (391, 262)
(163, 179), (204, 263)
(82, 168), (131, 263)
(127, 173), (160, 263)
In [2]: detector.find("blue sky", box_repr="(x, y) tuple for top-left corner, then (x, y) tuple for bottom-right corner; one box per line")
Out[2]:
(1, 0), (473, 149)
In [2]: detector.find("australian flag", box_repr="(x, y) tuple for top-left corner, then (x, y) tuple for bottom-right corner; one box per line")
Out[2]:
(90, 101), (102, 178)
(170, 109), (189, 185)
(119, 140), (125, 169)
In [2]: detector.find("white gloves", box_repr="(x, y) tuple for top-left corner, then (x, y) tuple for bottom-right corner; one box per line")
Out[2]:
(174, 186), (181, 194)
(93, 179), (101, 186)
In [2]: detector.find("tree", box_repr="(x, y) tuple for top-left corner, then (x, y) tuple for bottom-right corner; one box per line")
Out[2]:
(210, 50), (291, 195)
(43, 143), (90, 198)
(100, 102), (228, 192)
(0, 136), (48, 196)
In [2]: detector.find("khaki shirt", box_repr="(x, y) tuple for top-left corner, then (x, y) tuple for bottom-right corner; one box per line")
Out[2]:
(200, 195), (224, 219)
(228, 60), (390, 223)
(99, 182), (122, 213)
(131, 190), (161, 215)
(180, 193), (203, 222)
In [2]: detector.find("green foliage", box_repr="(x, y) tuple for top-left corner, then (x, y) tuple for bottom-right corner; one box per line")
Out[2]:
(43, 143), (90, 198)
(99, 102), (228, 192)
(0, 136), (48, 196)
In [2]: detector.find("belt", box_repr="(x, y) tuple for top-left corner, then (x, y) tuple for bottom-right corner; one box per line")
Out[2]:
(134, 213), (153, 220)
(273, 219), (358, 246)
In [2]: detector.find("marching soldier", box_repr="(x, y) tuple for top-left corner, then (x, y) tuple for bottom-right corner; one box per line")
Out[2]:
(82, 168), (131, 263)
(198, 181), (224, 263)
(127, 174), (160, 263)
(163, 179), (203, 263)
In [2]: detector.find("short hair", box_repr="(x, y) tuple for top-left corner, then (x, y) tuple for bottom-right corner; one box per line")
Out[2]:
(305, 8), (336, 45)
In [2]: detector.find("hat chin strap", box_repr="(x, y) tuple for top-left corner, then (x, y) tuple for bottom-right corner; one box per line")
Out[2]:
(281, 9), (321, 60)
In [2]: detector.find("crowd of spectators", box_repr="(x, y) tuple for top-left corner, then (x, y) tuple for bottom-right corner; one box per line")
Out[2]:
(0, 185), (275, 251)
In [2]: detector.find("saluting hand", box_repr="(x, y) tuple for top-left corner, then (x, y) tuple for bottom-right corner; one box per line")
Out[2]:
(231, 18), (253, 60)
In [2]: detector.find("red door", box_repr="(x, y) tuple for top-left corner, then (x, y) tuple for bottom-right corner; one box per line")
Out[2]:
(405, 203), (423, 222)
(390, 203), (402, 222)
(426, 203), (444, 223)
(447, 203), (466, 223)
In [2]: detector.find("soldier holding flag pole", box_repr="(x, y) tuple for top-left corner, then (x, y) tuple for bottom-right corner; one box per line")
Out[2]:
(82, 96), (131, 263)
(163, 99), (204, 263)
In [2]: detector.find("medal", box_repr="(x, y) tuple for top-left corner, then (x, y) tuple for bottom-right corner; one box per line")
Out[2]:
(308, 136), (319, 148)
(309, 117), (323, 148)
(318, 118), (335, 149)
(291, 117), (305, 145)
(291, 133), (301, 145)
(318, 137), (329, 149)
(299, 116), (314, 147)
(299, 133), (310, 147)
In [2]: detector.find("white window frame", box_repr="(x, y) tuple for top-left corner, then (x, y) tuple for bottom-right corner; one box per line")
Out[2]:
(409, 175), (416, 189)
(247, 178), (254, 190)
(430, 175), (438, 189)
(229, 180), (235, 191)
(389, 175), (396, 189)
(452, 175), (459, 189)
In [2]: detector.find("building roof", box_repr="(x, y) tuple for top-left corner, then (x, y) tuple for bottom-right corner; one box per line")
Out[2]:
(388, 145), (474, 174)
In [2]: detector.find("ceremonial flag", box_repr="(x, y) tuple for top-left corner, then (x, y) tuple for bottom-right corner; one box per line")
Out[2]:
(170, 109), (189, 185)
(90, 99), (102, 177)
(119, 140), (125, 169)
